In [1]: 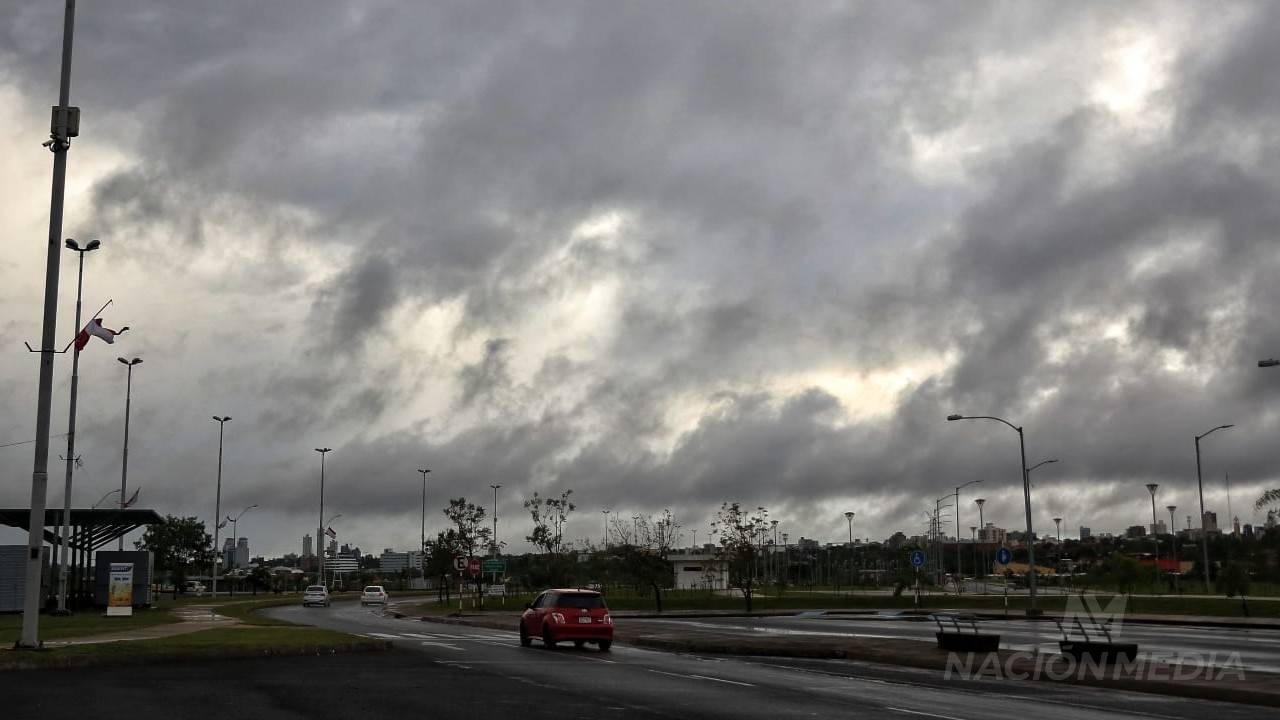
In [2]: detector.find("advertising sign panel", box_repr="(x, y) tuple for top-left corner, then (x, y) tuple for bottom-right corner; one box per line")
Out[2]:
(107, 562), (134, 617)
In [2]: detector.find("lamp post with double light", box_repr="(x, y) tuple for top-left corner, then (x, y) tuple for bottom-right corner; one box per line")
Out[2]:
(315, 448), (331, 585)
(210, 416), (231, 596)
(54, 237), (101, 614)
(117, 357), (142, 550)
(418, 468), (430, 576)
(225, 504), (256, 594)
(1146, 483), (1160, 591)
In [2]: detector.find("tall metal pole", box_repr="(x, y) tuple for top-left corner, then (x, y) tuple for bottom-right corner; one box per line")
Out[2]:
(602, 509), (610, 548)
(117, 358), (140, 550)
(1017, 426), (1037, 611)
(20, 0), (77, 649)
(490, 484), (501, 556)
(211, 416), (230, 597)
(975, 498), (985, 580)
(1146, 483), (1160, 590)
(954, 480), (981, 587)
(1195, 435), (1210, 593)
(418, 468), (429, 576)
(56, 240), (97, 614)
(845, 511), (854, 544)
(315, 448), (331, 587)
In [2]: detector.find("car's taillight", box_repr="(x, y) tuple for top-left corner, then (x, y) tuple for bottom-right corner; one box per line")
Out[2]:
(551, 612), (566, 625)
(603, 613), (613, 625)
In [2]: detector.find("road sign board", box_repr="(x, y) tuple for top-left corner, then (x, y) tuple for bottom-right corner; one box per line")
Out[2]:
(481, 558), (506, 573)
(467, 557), (481, 577)
(995, 547), (1013, 565)
(909, 550), (926, 568)
(453, 556), (467, 572)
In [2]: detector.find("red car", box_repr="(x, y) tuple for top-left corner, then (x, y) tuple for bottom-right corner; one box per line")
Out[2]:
(520, 589), (613, 651)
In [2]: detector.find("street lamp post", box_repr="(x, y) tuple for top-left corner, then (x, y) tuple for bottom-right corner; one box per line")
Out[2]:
(602, 509), (610, 548)
(117, 357), (142, 550)
(418, 468), (430, 576)
(322, 512), (341, 586)
(947, 413), (1042, 612)
(225, 504), (256, 595)
(1146, 483), (1160, 591)
(211, 416), (231, 597)
(315, 448), (331, 586)
(954, 480), (982, 586)
(1194, 424), (1233, 594)
(974, 498), (986, 581)
(844, 511), (854, 544)
(490, 484), (501, 556)
(55, 237), (100, 614)
(1054, 517), (1062, 543)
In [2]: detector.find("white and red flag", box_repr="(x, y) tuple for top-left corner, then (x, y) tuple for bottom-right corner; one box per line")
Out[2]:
(325, 526), (337, 539)
(123, 487), (140, 508)
(75, 318), (128, 351)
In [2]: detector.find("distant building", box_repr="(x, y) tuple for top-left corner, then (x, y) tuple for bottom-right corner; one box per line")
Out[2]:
(1204, 511), (1219, 534)
(1267, 510), (1277, 529)
(667, 550), (727, 589)
(796, 537), (819, 551)
(303, 534), (313, 558)
(379, 550), (423, 573)
(1078, 527), (1092, 540)
(236, 537), (250, 568)
(1243, 524), (1255, 539)
(978, 524), (1006, 544)
(1126, 525), (1146, 538)
(1149, 521), (1167, 536)
(1233, 517), (1241, 535)
(327, 539), (338, 557)
(223, 537), (236, 569)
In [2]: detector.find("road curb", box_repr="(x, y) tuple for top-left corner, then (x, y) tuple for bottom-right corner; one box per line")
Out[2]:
(0, 637), (391, 672)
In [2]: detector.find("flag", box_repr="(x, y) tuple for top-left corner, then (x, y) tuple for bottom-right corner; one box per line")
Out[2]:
(325, 526), (337, 539)
(123, 487), (140, 508)
(75, 318), (128, 351)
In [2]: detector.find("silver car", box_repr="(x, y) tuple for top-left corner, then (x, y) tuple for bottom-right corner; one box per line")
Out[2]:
(302, 585), (330, 607)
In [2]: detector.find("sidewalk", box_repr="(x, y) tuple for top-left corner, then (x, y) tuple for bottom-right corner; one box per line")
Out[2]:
(6, 605), (239, 650)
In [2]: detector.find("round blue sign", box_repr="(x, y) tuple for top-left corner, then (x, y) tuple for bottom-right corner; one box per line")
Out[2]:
(995, 547), (1013, 565)
(909, 550), (926, 568)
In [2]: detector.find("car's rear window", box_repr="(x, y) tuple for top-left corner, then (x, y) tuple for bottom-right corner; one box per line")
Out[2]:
(306, 586), (325, 592)
(555, 593), (605, 609)
(364, 587), (382, 592)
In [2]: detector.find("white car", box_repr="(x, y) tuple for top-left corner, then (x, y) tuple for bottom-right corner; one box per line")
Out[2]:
(361, 585), (389, 606)
(302, 585), (330, 607)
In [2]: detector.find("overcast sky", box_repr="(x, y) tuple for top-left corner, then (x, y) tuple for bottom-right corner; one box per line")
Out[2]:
(3, 1), (1279, 559)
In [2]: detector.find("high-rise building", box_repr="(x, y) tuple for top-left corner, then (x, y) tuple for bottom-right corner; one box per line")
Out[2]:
(1204, 511), (1219, 534)
(303, 534), (313, 558)
(236, 537), (250, 568)
(327, 539), (337, 557)
(1078, 526), (1092, 540)
(1149, 521), (1167, 536)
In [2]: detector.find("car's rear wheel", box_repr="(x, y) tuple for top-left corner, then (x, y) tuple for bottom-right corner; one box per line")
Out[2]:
(598, 640), (612, 652)
(542, 624), (557, 649)
(519, 623), (532, 647)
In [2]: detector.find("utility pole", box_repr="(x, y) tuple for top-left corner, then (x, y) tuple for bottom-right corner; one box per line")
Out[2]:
(20, 0), (78, 649)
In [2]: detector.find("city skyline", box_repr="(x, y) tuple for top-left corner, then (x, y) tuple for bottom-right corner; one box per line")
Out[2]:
(2, 1), (1279, 560)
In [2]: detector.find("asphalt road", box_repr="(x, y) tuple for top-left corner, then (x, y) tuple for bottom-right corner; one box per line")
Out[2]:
(645, 612), (1280, 672)
(242, 600), (1260, 719)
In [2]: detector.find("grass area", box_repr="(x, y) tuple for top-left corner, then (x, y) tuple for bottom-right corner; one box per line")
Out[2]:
(0, 606), (179, 645)
(0, 627), (387, 671)
(400, 588), (1279, 619)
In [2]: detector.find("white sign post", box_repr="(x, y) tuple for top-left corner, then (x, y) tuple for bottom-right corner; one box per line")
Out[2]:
(107, 562), (134, 617)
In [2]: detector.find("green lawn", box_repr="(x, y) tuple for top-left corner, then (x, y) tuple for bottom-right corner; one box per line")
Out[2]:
(0, 607), (179, 645)
(0, 627), (386, 671)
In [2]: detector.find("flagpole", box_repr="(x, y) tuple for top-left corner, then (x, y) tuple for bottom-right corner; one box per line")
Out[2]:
(20, 0), (77, 648)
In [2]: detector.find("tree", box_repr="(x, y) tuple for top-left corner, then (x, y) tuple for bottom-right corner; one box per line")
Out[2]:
(134, 515), (214, 592)
(444, 498), (491, 607)
(710, 503), (771, 612)
(524, 490), (576, 554)
(618, 509), (677, 612)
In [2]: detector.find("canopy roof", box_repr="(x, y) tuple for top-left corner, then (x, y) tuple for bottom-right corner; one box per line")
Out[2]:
(0, 508), (163, 552)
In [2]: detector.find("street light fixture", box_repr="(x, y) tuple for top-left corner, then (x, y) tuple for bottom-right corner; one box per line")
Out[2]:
(315, 448), (332, 586)
(55, 237), (102, 614)
(1145, 484), (1160, 589)
(116, 358), (143, 550)
(947, 413), (1042, 611)
(418, 468), (430, 576)
(490, 484), (502, 556)
(602, 509), (611, 548)
(210, 416), (231, 596)
(1194, 424), (1233, 593)
(974, 498), (987, 583)
(844, 511), (855, 544)
(224, 504), (256, 593)
(1259, 359), (1279, 368)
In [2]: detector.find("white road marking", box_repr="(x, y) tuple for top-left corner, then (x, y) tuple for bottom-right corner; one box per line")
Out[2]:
(420, 641), (464, 650)
(885, 707), (968, 720)
(645, 668), (754, 687)
(367, 633), (401, 639)
(402, 633), (438, 639)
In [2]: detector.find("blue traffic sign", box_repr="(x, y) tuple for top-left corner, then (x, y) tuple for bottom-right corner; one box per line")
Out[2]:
(995, 547), (1013, 565)
(909, 550), (926, 568)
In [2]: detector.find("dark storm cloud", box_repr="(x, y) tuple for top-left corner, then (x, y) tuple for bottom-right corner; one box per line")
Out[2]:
(4, 1), (1280, 556)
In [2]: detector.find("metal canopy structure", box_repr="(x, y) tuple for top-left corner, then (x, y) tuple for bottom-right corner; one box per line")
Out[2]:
(0, 508), (162, 552)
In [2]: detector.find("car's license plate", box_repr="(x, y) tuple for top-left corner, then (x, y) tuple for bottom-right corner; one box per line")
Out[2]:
(578, 616), (593, 624)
